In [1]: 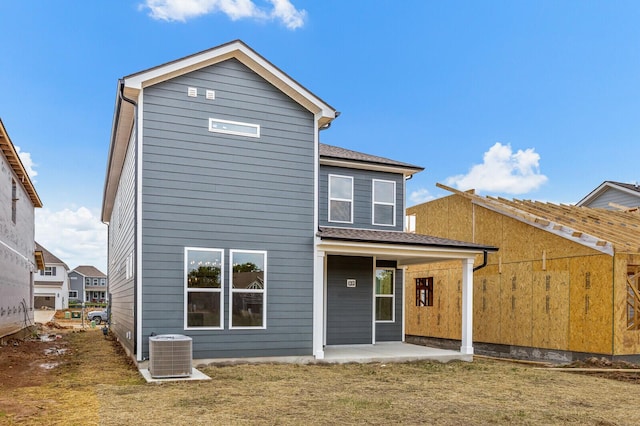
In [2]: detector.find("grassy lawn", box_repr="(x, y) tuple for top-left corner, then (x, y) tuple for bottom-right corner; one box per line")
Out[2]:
(1, 328), (638, 425)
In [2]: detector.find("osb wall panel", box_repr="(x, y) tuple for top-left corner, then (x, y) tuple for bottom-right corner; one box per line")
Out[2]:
(500, 217), (537, 263)
(405, 262), (459, 339)
(531, 259), (570, 350)
(473, 205), (503, 251)
(473, 265), (501, 343)
(447, 195), (473, 242)
(498, 262), (533, 347)
(568, 254), (613, 354)
(614, 254), (640, 355)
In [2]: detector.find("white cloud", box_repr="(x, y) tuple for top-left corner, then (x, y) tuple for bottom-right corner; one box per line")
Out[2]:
(14, 146), (37, 181)
(35, 207), (107, 273)
(409, 188), (434, 205)
(445, 142), (547, 194)
(142, 0), (306, 29)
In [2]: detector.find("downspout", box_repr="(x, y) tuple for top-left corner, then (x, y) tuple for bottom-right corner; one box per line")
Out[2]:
(118, 79), (139, 355)
(473, 250), (489, 272)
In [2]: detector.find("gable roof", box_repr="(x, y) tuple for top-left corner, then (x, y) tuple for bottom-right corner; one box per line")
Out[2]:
(35, 242), (69, 270)
(436, 183), (640, 255)
(71, 265), (106, 278)
(577, 180), (640, 208)
(0, 119), (42, 208)
(103, 39), (338, 223)
(319, 143), (424, 176)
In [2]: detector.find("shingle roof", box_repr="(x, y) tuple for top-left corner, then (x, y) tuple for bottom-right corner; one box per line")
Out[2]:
(35, 242), (69, 270)
(319, 143), (424, 172)
(317, 227), (496, 251)
(72, 265), (106, 278)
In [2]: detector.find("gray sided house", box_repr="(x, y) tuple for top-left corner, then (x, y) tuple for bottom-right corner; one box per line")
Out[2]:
(577, 181), (640, 211)
(102, 40), (494, 364)
(68, 266), (108, 303)
(0, 119), (43, 339)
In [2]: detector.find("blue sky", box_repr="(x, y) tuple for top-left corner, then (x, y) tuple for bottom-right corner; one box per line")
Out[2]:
(1, 1), (638, 272)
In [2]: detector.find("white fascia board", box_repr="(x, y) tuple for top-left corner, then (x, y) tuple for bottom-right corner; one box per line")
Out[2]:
(316, 240), (483, 265)
(320, 158), (422, 177)
(576, 182), (640, 206)
(123, 41), (336, 122)
(472, 200), (614, 256)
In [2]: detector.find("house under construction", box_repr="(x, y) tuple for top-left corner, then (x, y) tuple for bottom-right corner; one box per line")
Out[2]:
(405, 184), (640, 362)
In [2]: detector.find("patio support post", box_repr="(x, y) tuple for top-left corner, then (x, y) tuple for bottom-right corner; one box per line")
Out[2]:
(460, 257), (474, 355)
(313, 250), (325, 359)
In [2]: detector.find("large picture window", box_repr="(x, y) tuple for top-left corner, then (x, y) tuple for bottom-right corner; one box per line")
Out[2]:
(372, 179), (396, 226)
(185, 248), (224, 329)
(329, 175), (353, 223)
(375, 269), (395, 322)
(230, 250), (266, 329)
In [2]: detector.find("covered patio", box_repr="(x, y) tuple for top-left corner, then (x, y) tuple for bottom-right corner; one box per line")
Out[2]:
(322, 342), (471, 364)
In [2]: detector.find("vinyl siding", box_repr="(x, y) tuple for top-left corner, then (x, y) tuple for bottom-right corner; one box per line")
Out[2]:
(583, 187), (640, 209)
(108, 129), (137, 357)
(319, 165), (405, 231)
(140, 58), (315, 359)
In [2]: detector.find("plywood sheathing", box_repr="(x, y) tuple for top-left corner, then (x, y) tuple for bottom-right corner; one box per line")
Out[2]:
(406, 185), (640, 356)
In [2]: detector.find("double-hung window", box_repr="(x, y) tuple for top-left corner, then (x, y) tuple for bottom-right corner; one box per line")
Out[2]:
(41, 267), (56, 276)
(375, 269), (395, 322)
(185, 248), (224, 329)
(372, 179), (396, 226)
(230, 250), (266, 329)
(328, 175), (353, 223)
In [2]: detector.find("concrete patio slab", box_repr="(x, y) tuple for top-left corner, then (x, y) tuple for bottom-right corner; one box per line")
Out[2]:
(321, 342), (471, 364)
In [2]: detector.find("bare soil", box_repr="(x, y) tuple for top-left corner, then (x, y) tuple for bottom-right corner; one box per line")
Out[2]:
(1, 321), (639, 425)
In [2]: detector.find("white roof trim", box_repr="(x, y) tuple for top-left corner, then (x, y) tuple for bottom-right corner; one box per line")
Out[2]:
(320, 158), (422, 177)
(123, 40), (336, 123)
(577, 181), (640, 206)
(317, 240), (483, 266)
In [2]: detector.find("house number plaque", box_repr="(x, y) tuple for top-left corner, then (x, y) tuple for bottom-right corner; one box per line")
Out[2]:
(346, 279), (356, 288)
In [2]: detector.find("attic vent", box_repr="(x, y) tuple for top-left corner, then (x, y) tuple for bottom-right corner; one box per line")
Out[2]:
(187, 87), (198, 97)
(149, 334), (192, 378)
(206, 90), (215, 100)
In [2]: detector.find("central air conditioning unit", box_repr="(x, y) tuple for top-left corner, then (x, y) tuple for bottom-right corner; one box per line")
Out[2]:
(148, 334), (193, 378)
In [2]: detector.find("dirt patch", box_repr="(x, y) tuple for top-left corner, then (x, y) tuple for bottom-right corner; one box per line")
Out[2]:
(560, 357), (640, 384)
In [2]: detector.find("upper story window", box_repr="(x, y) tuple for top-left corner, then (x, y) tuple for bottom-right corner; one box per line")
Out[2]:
(185, 248), (224, 329)
(372, 179), (396, 226)
(41, 267), (56, 276)
(85, 278), (91, 285)
(11, 180), (17, 224)
(209, 118), (260, 138)
(93, 278), (99, 285)
(100, 279), (106, 286)
(328, 175), (353, 223)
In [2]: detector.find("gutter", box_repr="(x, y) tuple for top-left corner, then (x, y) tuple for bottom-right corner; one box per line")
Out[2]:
(473, 250), (489, 272)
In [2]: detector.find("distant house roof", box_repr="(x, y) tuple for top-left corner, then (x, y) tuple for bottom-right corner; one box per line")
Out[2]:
(35, 242), (69, 270)
(71, 265), (107, 278)
(436, 183), (640, 255)
(0, 119), (42, 207)
(577, 180), (640, 208)
(319, 143), (424, 176)
(317, 226), (496, 251)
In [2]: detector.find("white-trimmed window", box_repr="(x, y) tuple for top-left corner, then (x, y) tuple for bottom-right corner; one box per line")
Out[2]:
(372, 179), (396, 226)
(185, 248), (224, 329)
(209, 118), (260, 138)
(69, 290), (78, 299)
(230, 250), (266, 329)
(328, 175), (353, 223)
(375, 268), (395, 322)
(41, 267), (57, 276)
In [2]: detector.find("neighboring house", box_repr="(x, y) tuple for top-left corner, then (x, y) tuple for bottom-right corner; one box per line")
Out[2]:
(102, 40), (495, 364)
(69, 266), (108, 304)
(577, 181), (640, 211)
(0, 119), (43, 339)
(34, 242), (70, 310)
(406, 183), (640, 363)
